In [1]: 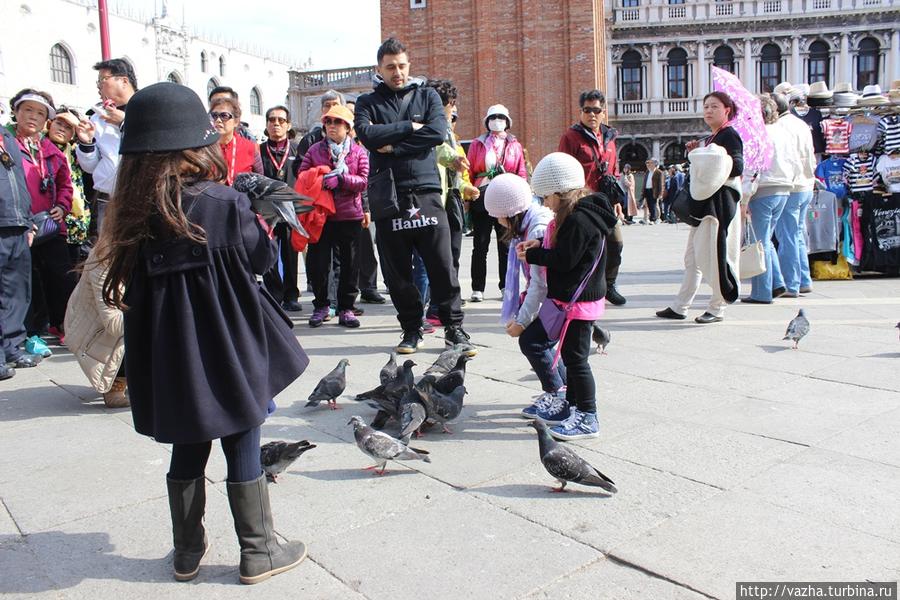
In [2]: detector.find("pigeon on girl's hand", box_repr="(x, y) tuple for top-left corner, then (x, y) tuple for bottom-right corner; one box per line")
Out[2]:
(306, 359), (349, 410)
(529, 421), (617, 494)
(783, 309), (810, 349)
(260, 440), (317, 483)
(348, 416), (431, 475)
(592, 324), (611, 354)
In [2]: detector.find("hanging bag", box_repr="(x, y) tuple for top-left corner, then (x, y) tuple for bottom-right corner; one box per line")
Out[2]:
(537, 238), (606, 342)
(739, 220), (766, 279)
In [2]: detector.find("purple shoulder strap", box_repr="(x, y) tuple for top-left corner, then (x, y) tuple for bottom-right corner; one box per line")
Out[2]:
(564, 238), (606, 310)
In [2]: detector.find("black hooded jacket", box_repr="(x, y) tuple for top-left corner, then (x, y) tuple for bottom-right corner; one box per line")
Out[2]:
(525, 193), (619, 303)
(354, 77), (447, 193)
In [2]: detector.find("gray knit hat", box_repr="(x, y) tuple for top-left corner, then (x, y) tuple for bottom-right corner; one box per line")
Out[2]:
(484, 173), (533, 218)
(530, 152), (585, 198)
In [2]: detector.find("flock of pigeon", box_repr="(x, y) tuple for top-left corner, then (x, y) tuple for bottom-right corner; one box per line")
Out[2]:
(261, 307), (898, 495)
(259, 344), (618, 494)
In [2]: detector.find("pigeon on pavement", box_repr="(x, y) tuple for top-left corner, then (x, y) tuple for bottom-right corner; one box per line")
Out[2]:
(348, 415), (431, 475)
(783, 309), (810, 349)
(379, 352), (399, 386)
(529, 421), (617, 493)
(306, 358), (349, 410)
(399, 390), (428, 444)
(260, 440), (317, 483)
(418, 355), (470, 394)
(592, 324), (611, 355)
(424, 345), (469, 376)
(418, 381), (466, 433)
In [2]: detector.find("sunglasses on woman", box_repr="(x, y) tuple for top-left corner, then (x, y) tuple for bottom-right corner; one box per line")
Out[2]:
(209, 111), (234, 122)
(323, 118), (347, 126)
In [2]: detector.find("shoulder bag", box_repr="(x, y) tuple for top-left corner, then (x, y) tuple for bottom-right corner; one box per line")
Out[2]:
(537, 238), (606, 342)
(739, 220), (766, 280)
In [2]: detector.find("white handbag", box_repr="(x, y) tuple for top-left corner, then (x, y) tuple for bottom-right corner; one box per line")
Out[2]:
(739, 221), (766, 280)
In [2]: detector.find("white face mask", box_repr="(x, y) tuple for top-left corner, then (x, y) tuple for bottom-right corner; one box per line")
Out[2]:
(488, 118), (507, 132)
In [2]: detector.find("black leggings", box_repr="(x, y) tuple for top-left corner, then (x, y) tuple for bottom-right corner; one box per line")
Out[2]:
(169, 427), (261, 483)
(560, 319), (596, 413)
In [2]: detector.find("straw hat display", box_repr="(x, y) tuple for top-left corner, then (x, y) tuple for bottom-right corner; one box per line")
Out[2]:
(856, 84), (889, 107)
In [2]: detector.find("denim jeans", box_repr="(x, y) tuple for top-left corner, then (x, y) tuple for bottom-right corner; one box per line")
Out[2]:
(412, 250), (430, 316)
(748, 193), (787, 301)
(518, 318), (566, 393)
(775, 190), (813, 294)
(797, 191), (813, 289)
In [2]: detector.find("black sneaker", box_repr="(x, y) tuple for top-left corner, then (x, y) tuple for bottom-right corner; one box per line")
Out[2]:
(281, 300), (302, 312)
(444, 326), (477, 356)
(360, 290), (386, 304)
(605, 283), (626, 306)
(396, 329), (424, 354)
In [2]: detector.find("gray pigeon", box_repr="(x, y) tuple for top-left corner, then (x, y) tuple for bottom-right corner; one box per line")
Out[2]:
(529, 421), (617, 494)
(418, 355), (470, 394)
(783, 309), (810, 349)
(418, 382), (466, 433)
(399, 392), (428, 444)
(424, 345), (469, 376)
(348, 415), (431, 475)
(260, 440), (316, 483)
(592, 324), (611, 355)
(379, 352), (399, 386)
(232, 172), (314, 236)
(306, 358), (350, 410)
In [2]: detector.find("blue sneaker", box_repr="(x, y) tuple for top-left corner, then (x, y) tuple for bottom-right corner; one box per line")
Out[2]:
(521, 391), (557, 419)
(26, 336), (52, 358)
(535, 396), (571, 425)
(550, 409), (600, 441)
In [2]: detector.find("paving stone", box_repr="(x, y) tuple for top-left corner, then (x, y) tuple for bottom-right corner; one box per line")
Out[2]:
(816, 408), (900, 468)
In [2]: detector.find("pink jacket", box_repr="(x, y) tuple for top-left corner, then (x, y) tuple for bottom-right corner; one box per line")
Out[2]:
(466, 133), (527, 188)
(17, 136), (73, 235)
(297, 139), (369, 221)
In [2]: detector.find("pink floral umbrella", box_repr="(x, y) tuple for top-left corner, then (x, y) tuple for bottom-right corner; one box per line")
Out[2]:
(711, 66), (773, 174)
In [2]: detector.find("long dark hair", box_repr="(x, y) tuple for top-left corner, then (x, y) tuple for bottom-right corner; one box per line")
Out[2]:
(94, 144), (226, 309)
(499, 211), (527, 245)
(550, 188), (588, 246)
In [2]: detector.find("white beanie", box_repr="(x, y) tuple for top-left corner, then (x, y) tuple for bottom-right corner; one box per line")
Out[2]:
(484, 104), (511, 129)
(484, 173), (533, 218)
(531, 152), (585, 198)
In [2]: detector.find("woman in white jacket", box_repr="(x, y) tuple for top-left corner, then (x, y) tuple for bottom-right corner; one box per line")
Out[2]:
(742, 94), (802, 304)
(63, 249), (128, 408)
(483, 174), (560, 418)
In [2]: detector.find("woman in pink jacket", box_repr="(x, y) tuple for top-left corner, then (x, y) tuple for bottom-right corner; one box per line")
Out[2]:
(9, 89), (75, 344)
(297, 105), (369, 328)
(466, 104), (527, 302)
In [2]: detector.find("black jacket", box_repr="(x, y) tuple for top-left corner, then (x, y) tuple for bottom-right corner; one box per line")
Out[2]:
(526, 193), (619, 303)
(296, 127), (323, 163)
(0, 128), (33, 229)
(354, 78), (446, 192)
(260, 139), (300, 187)
(123, 182), (309, 443)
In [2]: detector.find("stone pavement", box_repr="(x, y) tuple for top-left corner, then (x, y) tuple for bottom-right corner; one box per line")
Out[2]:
(2, 223), (899, 600)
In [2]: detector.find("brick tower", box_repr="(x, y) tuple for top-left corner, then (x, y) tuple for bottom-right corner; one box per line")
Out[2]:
(379, 0), (609, 163)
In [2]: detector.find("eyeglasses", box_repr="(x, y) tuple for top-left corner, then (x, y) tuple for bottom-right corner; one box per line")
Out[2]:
(96, 75), (119, 87)
(267, 116), (288, 124)
(209, 112), (234, 122)
(581, 106), (604, 115)
(323, 118), (347, 126)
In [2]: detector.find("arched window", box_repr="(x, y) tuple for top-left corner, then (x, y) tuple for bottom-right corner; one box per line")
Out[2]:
(249, 87), (262, 116)
(857, 37), (880, 89)
(219, 55), (226, 77)
(713, 45), (735, 73)
(200, 51), (208, 73)
(167, 71), (181, 84)
(619, 142), (649, 172)
(759, 43), (782, 93)
(664, 143), (685, 165)
(620, 50), (643, 101)
(50, 43), (74, 85)
(807, 40), (830, 85)
(207, 78), (219, 97)
(666, 48), (688, 99)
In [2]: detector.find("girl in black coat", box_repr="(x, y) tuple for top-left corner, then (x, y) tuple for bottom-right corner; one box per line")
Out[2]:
(94, 82), (308, 585)
(517, 153), (618, 442)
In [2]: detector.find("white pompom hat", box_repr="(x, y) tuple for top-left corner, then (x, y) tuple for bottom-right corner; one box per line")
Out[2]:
(530, 152), (586, 198)
(484, 173), (533, 218)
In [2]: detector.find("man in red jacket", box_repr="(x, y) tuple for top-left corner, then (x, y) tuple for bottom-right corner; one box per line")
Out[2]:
(557, 90), (627, 306)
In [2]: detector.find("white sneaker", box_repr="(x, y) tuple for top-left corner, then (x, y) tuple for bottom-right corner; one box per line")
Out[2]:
(470, 291), (484, 302)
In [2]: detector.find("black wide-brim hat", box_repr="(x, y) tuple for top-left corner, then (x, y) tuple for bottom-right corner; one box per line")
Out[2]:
(807, 96), (833, 108)
(120, 82), (220, 155)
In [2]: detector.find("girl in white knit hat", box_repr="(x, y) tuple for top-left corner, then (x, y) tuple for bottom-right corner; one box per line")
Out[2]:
(515, 153), (619, 441)
(483, 173), (560, 417)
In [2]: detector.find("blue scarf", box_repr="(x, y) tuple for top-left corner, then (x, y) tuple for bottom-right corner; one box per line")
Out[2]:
(499, 207), (535, 325)
(324, 137), (351, 180)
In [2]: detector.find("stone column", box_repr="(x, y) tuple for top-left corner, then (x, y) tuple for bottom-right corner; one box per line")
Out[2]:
(839, 33), (851, 84)
(650, 43), (661, 99)
(697, 41), (707, 96)
(891, 29), (900, 81)
(743, 38), (755, 92)
(791, 36), (801, 84)
(652, 139), (661, 161)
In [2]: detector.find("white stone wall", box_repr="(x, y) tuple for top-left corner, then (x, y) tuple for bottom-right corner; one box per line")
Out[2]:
(0, 0), (293, 137)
